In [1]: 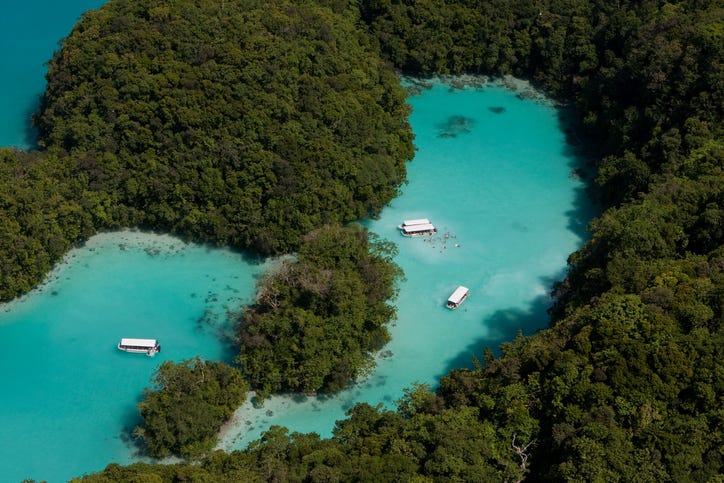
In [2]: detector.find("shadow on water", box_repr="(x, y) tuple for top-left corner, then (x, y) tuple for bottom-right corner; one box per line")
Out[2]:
(435, 272), (565, 382)
(433, 104), (601, 382)
(556, 106), (602, 243)
(21, 96), (41, 149)
(119, 392), (150, 458)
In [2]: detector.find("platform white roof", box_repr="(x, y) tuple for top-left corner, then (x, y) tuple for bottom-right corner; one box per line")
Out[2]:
(402, 218), (431, 226)
(402, 223), (436, 233)
(119, 338), (158, 347)
(447, 286), (470, 304)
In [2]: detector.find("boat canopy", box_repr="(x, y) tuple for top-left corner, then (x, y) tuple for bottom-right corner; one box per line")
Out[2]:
(447, 286), (470, 305)
(119, 338), (158, 348)
(402, 218), (431, 227)
(402, 223), (436, 233)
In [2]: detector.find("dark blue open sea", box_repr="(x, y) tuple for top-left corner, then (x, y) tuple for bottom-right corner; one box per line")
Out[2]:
(0, 3), (595, 481)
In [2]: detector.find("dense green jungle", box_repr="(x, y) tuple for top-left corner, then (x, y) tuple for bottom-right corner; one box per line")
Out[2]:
(1, 0), (720, 481)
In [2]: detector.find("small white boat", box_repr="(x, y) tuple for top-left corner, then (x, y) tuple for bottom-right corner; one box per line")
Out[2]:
(398, 218), (437, 236)
(446, 286), (469, 309)
(118, 338), (161, 356)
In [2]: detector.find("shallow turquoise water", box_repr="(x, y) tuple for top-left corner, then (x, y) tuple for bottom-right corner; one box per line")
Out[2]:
(0, 2), (594, 480)
(0, 232), (270, 482)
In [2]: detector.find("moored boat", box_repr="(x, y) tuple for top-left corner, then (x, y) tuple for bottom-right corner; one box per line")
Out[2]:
(118, 338), (161, 356)
(398, 218), (437, 236)
(446, 286), (470, 309)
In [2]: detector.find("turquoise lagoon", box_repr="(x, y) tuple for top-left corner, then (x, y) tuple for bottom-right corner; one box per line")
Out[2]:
(217, 78), (595, 449)
(0, 2), (595, 481)
(0, 233), (271, 482)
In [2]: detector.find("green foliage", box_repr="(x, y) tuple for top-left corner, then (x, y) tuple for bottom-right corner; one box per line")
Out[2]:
(237, 225), (402, 397)
(135, 358), (248, 458)
(1, 0), (416, 301)
(360, 0), (723, 207)
(33, 0), (413, 257)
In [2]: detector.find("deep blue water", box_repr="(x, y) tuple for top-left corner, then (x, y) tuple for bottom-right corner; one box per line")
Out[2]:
(0, 3), (595, 482)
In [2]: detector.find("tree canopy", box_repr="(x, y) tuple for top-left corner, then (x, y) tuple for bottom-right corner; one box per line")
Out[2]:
(134, 357), (249, 458)
(237, 224), (402, 398)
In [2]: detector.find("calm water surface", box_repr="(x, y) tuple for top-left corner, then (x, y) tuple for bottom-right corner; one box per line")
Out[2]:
(0, 2), (595, 481)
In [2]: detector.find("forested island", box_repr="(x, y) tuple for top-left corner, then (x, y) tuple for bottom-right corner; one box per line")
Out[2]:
(2, 0), (720, 481)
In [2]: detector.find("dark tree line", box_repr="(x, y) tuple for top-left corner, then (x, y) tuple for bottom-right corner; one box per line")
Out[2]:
(0, 148), (97, 300)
